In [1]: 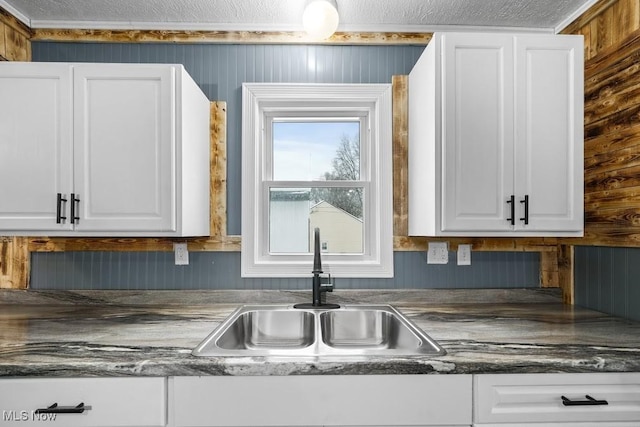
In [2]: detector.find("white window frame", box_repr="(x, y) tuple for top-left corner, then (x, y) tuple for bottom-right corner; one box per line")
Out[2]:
(241, 83), (393, 278)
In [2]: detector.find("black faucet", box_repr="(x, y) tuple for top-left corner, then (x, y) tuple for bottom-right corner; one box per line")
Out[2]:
(294, 228), (340, 309)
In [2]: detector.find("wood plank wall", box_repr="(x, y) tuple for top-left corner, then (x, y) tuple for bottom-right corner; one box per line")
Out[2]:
(563, 0), (640, 247)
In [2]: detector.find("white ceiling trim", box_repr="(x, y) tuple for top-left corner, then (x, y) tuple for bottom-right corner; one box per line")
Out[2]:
(28, 20), (306, 32)
(0, 0), (588, 36)
(27, 19), (555, 35)
(0, 0), (30, 26)
(555, 0), (600, 32)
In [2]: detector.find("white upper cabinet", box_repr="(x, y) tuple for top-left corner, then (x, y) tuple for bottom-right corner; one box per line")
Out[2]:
(514, 35), (584, 234)
(0, 62), (210, 237)
(73, 64), (176, 233)
(409, 32), (584, 237)
(0, 64), (73, 232)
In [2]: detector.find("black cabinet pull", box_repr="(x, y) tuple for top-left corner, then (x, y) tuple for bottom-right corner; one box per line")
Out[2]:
(35, 402), (89, 414)
(520, 195), (529, 225)
(561, 395), (608, 406)
(56, 193), (67, 224)
(506, 195), (515, 225)
(70, 193), (80, 224)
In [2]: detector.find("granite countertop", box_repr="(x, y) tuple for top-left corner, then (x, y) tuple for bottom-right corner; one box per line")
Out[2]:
(1, 289), (639, 377)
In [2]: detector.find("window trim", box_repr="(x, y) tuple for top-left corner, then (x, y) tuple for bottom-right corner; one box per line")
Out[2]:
(241, 83), (393, 278)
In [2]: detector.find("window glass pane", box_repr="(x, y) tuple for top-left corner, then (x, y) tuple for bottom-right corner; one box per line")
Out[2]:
(272, 121), (360, 181)
(269, 187), (364, 254)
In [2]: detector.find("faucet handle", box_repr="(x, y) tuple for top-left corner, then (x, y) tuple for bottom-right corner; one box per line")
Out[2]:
(319, 273), (334, 292)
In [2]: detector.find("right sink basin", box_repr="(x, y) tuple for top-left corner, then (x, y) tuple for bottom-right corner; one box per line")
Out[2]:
(192, 304), (446, 358)
(321, 308), (429, 351)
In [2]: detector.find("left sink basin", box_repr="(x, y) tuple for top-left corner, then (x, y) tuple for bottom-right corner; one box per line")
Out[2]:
(192, 305), (316, 356)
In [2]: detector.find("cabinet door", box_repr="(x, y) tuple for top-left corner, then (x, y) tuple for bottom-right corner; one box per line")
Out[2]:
(0, 63), (73, 231)
(171, 375), (472, 426)
(474, 373), (640, 425)
(514, 35), (584, 232)
(0, 377), (166, 427)
(73, 65), (176, 232)
(440, 33), (515, 232)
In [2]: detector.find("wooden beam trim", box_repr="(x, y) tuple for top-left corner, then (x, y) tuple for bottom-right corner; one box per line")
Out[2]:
(393, 236), (561, 252)
(32, 28), (432, 45)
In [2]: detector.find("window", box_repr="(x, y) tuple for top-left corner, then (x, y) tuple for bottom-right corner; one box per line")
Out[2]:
(241, 83), (393, 278)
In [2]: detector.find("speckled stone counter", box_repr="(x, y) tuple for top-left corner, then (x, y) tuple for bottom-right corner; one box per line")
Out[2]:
(1, 289), (639, 377)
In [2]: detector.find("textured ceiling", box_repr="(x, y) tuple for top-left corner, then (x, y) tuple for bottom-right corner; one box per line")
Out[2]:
(0, 0), (596, 33)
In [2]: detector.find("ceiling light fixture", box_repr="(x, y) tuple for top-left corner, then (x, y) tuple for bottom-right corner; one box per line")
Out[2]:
(302, 0), (339, 40)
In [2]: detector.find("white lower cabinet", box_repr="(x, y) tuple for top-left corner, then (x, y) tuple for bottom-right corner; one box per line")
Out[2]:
(0, 377), (166, 427)
(169, 375), (472, 427)
(3, 372), (638, 427)
(473, 373), (640, 426)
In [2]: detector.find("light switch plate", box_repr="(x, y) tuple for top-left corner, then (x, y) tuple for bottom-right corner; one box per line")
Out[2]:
(457, 244), (472, 265)
(174, 243), (189, 265)
(427, 242), (449, 264)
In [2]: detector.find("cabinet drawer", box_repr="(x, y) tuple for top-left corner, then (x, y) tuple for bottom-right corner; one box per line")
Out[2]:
(171, 375), (472, 426)
(0, 377), (166, 427)
(474, 373), (640, 424)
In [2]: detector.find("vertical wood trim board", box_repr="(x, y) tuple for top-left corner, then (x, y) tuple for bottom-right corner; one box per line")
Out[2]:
(0, 22), (6, 59)
(392, 75), (409, 237)
(210, 102), (227, 238)
(558, 245), (575, 305)
(0, 238), (29, 289)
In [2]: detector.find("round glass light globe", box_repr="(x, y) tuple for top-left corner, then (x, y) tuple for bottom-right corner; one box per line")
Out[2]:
(302, 0), (339, 40)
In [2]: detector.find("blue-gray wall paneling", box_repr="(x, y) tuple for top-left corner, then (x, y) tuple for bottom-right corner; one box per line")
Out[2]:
(575, 246), (640, 321)
(30, 251), (540, 290)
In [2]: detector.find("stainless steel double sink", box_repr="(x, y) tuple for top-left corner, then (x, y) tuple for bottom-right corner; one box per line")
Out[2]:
(192, 304), (446, 357)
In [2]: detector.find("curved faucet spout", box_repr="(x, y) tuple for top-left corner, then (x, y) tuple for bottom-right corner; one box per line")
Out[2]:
(312, 227), (322, 274)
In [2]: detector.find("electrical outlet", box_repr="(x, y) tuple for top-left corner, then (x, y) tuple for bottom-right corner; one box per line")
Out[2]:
(174, 243), (189, 265)
(427, 242), (449, 264)
(457, 244), (472, 266)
